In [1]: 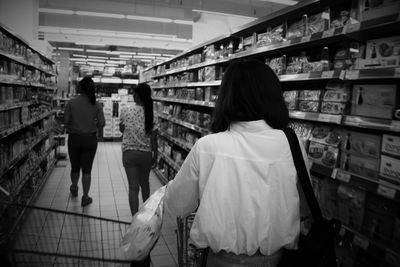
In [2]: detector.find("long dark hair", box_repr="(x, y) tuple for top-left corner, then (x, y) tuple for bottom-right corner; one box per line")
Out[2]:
(135, 83), (154, 134)
(79, 76), (96, 105)
(211, 58), (289, 133)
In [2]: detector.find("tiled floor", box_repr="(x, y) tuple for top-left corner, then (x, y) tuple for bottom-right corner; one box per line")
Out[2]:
(13, 140), (179, 267)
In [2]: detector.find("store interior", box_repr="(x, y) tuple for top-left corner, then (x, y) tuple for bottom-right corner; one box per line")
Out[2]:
(1, 0), (400, 266)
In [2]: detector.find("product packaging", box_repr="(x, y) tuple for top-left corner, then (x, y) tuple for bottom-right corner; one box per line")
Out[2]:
(321, 102), (347, 114)
(337, 184), (366, 230)
(362, 35), (400, 68)
(195, 88), (204, 101)
(323, 89), (351, 102)
(267, 24), (286, 44)
(298, 100), (320, 112)
(360, 0), (400, 22)
(362, 194), (399, 243)
(330, 9), (359, 29)
(307, 11), (330, 35)
(308, 141), (339, 168)
(340, 152), (380, 179)
(204, 66), (216, 81)
(266, 55), (286, 75)
(243, 33), (257, 50)
(310, 126), (342, 147)
(298, 90), (323, 101)
(341, 130), (381, 158)
(286, 16), (307, 40)
(379, 155), (400, 183)
(283, 90), (298, 110)
(257, 32), (268, 47)
(202, 45), (216, 62)
(381, 134), (400, 158)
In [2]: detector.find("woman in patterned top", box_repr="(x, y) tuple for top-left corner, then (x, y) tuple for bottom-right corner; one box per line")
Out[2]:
(119, 83), (158, 217)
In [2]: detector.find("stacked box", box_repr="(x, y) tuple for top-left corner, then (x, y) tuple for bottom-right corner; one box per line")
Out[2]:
(308, 126), (342, 168)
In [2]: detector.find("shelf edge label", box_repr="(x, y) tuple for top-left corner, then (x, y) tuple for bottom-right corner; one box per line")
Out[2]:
(377, 184), (396, 199)
(336, 170), (351, 183)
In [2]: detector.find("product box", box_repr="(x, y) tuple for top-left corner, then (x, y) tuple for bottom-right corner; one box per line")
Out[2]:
(341, 130), (381, 158)
(310, 126), (342, 147)
(381, 134), (400, 157)
(352, 84), (397, 107)
(308, 141), (339, 168)
(298, 90), (323, 101)
(286, 16), (306, 40)
(337, 184), (366, 230)
(340, 152), (380, 179)
(283, 90), (298, 110)
(257, 32), (268, 48)
(321, 102), (347, 114)
(379, 155), (400, 183)
(362, 35), (400, 68)
(289, 121), (314, 147)
(267, 56), (287, 75)
(351, 105), (394, 119)
(307, 11), (330, 35)
(360, 0), (400, 22)
(323, 90), (351, 102)
(298, 101), (320, 112)
(362, 194), (398, 243)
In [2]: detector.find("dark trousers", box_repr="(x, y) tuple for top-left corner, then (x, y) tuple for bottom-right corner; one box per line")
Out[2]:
(67, 134), (98, 174)
(130, 255), (151, 267)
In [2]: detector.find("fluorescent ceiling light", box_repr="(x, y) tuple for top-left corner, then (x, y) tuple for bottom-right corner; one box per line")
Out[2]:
(173, 19), (193, 25)
(133, 55), (155, 59)
(109, 57), (122, 60)
(87, 59), (105, 63)
(117, 51), (136, 55)
(86, 49), (110, 53)
(258, 0), (298, 5)
(72, 54), (87, 58)
(139, 59), (153, 62)
(88, 55), (108, 59)
(70, 58), (86, 61)
(101, 78), (122, 83)
(75, 11), (125, 19)
(75, 42), (106, 46)
(126, 15), (172, 23)
(137, 52), (161, 56)
(192, 9), (257, 19)
(58, 47), (84, 51)
(105, 64), (118, 67)
(39, 8), (74, 15)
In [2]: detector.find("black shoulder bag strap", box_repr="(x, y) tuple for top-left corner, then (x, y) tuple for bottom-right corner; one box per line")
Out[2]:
(283, 128), (322, 220)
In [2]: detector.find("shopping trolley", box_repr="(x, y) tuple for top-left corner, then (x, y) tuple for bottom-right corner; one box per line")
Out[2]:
(0, 202), (132, 266)
(176, 214), (207, 267)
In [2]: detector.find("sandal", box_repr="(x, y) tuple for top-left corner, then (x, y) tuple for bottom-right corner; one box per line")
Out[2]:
(70, 185), (78, 197)
(81, 196), (93, 207)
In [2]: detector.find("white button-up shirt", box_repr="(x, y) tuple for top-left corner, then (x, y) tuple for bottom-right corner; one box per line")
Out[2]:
(164, 120), (308, 256)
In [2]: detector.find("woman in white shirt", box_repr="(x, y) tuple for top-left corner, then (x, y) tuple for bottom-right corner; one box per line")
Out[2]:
(164, 59), (308, 267)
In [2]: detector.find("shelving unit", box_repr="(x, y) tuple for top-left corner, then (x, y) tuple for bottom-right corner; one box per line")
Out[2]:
(0, 21), (58, 244)
(144, 0), (400, 266)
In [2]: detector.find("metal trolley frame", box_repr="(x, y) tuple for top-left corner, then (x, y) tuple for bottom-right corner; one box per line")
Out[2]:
(1, 202), (132, 266)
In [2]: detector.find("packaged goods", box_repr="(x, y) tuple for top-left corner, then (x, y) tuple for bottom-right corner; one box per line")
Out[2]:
(257, 32), (268, 47)
(381, 134), (400, 157)
(243, 33), (256, 50)
(307, 11), (330, 35)
(322, 89), (351, 102)
(289, 121), (313, 145)
(330, 9), (359, 29)
(285, 56), (304, 74)
(362, 195), (399, 243)
(202, 45), (215, 62)
(337, 184), (366, 230)
(340, 152), (380, 179)
(286, 16), (307, 40)
(298, 100), (320, 112)
(267, 24), (285, 44)
(204, 66), (216, 81)
(195, 88), (204, 101)
(321, 102), (347, 114)
(308, 141), (339, 168)
(379, 155), (400, 183)
(310, 126), (342, 147)
(342, 131), (381, 158)
(362, 35), (400, 68)
(360, 0), (400, 21)
(266, 55), (286, 75)
(283, 90), (298, 110)
(298, 90), (323, 101)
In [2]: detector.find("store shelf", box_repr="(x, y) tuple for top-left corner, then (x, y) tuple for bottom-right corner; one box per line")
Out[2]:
(157, 113), (211, 135)
(152, 80), (221, 89)
(343, 116), (400, 133)
(0, 50), (55, 76)
(310, 162), (400, 202)
(0, 111), (54, 139)
(289, 111), (342, 124)
(158, 131), (193, 152)
(158, 150), (181, 172)
(0, 131), (50, 179)
(340, 225), (400, 260)
(153, 167), (169, 185)
(0, 101), (31, 112)
(153, 97), (216, 108)
(344, 68), (400, 80)
(0, 75), (55, 88)
(279, 70), (344, 81)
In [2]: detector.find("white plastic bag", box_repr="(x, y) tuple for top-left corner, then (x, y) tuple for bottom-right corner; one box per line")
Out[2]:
(120, 185), (166, 261)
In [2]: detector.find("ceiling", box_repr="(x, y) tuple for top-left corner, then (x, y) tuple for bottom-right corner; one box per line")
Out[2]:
(38, 0), (299, 67)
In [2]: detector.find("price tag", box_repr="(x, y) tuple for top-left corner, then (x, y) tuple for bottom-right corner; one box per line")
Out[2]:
(346, 23), (361, 33)
(353, 235), (369, 250)
(339, 70), (346, 80)
(377, 184), (396, 199)
(318, 113), (335, 122)
(336, 170), (351, 183)
(301, 35), (311, 43)
(321, 70), (334, 78)
(331, 168), (338, 179)
(322, 29), (334, 38)
(391, 120), (400, 132)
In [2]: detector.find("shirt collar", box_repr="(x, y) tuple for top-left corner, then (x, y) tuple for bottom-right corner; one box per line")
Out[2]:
(230, 120), (272, 132)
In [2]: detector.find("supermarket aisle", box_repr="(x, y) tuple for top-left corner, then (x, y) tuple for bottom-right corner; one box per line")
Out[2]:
(31, 140), (178, 267)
